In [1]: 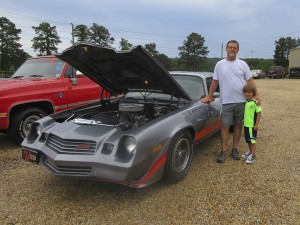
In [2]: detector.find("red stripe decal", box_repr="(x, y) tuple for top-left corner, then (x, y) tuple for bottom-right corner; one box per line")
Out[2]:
(194, 121), (222, 141)
(127, 153), (167, 187)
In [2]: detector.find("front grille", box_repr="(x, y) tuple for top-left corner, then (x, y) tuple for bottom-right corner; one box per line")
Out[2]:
(43, 159), (92, 176)
(46, 134), (96, 155)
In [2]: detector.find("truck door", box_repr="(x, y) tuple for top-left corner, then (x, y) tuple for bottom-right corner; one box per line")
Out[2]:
(62, 65), (105, 110)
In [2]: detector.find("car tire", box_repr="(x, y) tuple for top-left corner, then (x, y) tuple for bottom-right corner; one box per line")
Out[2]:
(7, 107), (46, 145)
(164, 131), (194, 183)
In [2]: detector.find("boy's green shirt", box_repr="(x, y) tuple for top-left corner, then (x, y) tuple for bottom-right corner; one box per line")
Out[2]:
(244, 100), (262, 128)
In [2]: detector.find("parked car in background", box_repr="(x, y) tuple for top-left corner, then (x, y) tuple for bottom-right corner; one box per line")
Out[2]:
(251, 70), (265, 79)
(22, 43), (222, 188)
(268, 66), (286, 78)
(289, 67), (300, 78)
(0, 55), (107, 144)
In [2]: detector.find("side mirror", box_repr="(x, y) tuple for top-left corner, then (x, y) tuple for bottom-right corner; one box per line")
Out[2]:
(213, 92), (219, 98)
(70, 77), (77, 85)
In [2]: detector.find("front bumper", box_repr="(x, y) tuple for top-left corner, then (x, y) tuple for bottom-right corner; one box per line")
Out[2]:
(22, 140), (166, 188)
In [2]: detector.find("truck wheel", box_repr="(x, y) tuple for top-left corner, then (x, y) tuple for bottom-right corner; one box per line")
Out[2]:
(164, 131), (194, 183)
(7, 108), (46, 145)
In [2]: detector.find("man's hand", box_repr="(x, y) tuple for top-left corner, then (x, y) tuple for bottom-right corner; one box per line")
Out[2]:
(201, 96), (212, 103)
(255, 96), (262, 106)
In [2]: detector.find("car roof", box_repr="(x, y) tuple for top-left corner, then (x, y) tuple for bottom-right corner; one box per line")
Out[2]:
(169, 71), (213, 79)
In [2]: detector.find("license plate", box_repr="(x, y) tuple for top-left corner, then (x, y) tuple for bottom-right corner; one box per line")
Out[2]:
(22, 149), (40, 164)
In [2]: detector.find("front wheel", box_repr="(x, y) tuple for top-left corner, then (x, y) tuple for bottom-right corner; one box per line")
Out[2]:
(164, 131), (194, 183)
(7, 107), (46, 145)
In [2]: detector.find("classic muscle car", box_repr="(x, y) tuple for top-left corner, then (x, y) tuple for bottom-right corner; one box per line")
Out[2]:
(22, 43), (221, 188)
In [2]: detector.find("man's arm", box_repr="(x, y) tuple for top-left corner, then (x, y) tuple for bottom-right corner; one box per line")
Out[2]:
(247, 79), (261, 105)
(201, 79), (219, 103)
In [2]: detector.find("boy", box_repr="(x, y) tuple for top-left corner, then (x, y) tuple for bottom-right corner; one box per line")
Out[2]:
(242, 84), (262, 164)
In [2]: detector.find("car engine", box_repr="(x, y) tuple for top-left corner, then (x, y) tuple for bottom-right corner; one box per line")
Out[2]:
(71, 101), (176, 130)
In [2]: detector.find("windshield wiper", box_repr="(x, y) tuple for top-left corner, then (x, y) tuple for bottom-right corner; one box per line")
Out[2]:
(11, 75), (24, 79)
(28, 74), (45, 78)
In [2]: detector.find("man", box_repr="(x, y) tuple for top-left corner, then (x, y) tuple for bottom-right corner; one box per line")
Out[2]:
(201, 40), (259, 163)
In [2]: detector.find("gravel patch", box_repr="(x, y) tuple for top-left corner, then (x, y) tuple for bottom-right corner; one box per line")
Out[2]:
(0, 79), (299, 224)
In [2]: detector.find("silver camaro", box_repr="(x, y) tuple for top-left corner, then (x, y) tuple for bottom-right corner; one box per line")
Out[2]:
(21, 43), (221, 188)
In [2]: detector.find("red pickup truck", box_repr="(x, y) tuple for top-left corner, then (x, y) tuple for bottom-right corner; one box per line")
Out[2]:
(0, 56), (108, 144)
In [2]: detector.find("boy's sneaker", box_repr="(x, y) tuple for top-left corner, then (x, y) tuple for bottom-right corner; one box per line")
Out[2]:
(231, 148), (241, 160)
(242, 150), (251, 159)
(245, 154), (256, 164)
(216, 151), (226, 163)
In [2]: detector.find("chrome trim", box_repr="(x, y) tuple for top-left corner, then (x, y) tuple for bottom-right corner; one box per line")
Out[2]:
(54, 99), (99, 110)
(0, 113), (8, 118)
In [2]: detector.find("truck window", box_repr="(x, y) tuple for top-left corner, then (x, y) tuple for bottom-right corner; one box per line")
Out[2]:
(12, 58), (65, 79)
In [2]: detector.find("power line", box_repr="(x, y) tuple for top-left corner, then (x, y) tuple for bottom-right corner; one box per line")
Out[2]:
(0, 11), (70, 27)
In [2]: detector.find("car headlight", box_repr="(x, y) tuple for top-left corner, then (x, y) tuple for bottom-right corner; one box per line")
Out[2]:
(124, 136), (136, 154)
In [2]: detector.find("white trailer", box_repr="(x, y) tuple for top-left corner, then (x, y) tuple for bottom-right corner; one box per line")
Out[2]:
(289, 48), (300, 78)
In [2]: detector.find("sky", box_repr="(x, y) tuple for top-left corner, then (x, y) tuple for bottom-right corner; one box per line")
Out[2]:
(1, 0), (300, 59)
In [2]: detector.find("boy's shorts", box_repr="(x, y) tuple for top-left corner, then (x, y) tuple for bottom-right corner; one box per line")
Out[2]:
(244, 127), (257, 144)
(221, 103), (245, 127)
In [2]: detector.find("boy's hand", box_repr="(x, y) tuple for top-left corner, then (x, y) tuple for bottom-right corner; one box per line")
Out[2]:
(254, 125), (259, 131)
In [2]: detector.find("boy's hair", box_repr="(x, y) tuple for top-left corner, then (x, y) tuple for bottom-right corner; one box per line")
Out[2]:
(243, 84), (256, 96)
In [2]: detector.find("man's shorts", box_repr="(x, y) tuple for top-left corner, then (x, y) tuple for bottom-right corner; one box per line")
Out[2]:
(244, 127), (257, 144)
(221, 102), (245, 127)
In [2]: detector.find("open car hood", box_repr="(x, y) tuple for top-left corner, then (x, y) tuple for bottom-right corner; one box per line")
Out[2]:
(56, 43), (191, 100)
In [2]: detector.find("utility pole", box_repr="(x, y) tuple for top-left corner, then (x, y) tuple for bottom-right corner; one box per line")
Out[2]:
(71, 23), (74, 45)
(221, 42), (224, 58)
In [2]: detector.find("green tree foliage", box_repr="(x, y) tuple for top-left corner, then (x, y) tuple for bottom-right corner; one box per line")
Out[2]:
(89, 23), (114, 46)
(156, 53), (172, 70)
(73, 24), (89, 42)
(32, 22), (61, 55)
(200, 57), (220, 72)
(0, 17), (28, 71)
(119, 38), (133, 50)
(144, 43), (159, 57)
(273, 37), (300, 67)
(178, 33), (209, 71)
(244, 58), (273, 74)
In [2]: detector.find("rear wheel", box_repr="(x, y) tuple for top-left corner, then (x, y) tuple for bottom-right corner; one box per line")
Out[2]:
(164, 131), (194, 183)
(7, 107), (46, 145)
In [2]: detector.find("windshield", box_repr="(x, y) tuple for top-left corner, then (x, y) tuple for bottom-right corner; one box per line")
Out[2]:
(11, 58), (65, 79)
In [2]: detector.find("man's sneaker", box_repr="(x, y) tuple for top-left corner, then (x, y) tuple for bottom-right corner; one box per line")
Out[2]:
(231, 148), (241, 160)
(217, 151), (226, 163)
(242, 150), (251, 159)
(245, 154), (256, 164)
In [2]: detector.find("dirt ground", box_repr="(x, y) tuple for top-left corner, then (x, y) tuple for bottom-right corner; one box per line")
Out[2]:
(0, 78), (299, 225)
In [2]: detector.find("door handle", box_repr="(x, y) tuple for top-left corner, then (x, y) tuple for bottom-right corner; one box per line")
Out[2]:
(53, 92), (63, 98)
